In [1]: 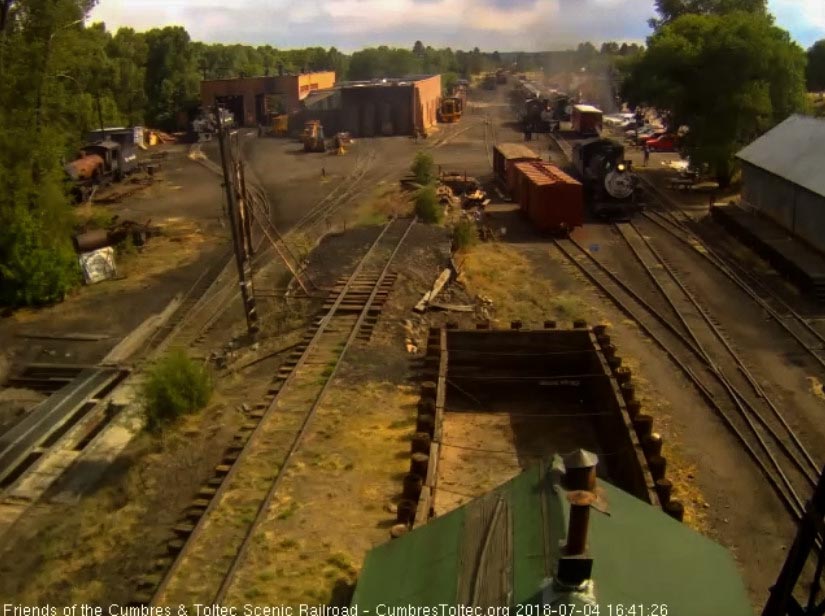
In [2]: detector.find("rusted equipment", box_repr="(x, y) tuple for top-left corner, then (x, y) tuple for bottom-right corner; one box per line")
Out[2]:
(64, 139), (138, 202)
(72, 219), (159, 252)
(565, 490), (596, 556)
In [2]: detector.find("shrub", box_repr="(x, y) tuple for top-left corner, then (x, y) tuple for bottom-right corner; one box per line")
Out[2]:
(411, 151), (435, 185)
(0, 205), (80, 306)
(452, 218), (479, 251)
(414, 184), (443, 224)
(142, 349), (213, 431)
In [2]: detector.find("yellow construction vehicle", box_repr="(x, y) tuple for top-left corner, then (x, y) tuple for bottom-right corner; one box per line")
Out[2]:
(438, 97), (463, 123)
(302, 120), (326, 152)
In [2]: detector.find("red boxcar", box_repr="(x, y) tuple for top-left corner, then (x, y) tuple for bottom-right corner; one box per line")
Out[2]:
(513, 161), (584, 233)
(493, 143), (541, 195)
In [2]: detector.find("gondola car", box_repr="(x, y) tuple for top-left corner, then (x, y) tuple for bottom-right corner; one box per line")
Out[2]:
(572, 138), (641, 218)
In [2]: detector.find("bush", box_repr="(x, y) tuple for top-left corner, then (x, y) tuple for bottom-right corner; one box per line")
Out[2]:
(452, 218), (479, 251)
(142, 349), (213, 431)
(414, 184), (443, 224)
(411, 151), (435, 185)
(0, 205), (80, 306)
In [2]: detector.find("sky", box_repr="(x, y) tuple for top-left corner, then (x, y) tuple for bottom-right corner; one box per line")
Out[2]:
(89, 0), (825, 51)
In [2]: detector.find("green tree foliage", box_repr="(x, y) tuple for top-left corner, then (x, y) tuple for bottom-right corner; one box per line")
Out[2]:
(414, 184), (443, 224)
(650, 0), (768, 27)
(807, 40), (825, 92)
(0, 0), (88, 306)
(411, 151), (435, 185)
(622, 11), (806, 185)
(141, 349), (213, 431)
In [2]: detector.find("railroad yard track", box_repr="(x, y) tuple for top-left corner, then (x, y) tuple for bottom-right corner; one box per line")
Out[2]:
(641, 205), (825, 373)
(554, 227), (820, 526)
(138, 216), (415, 606)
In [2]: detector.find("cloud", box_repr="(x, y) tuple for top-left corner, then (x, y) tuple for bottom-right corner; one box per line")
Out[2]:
(88, 0), (823, 50)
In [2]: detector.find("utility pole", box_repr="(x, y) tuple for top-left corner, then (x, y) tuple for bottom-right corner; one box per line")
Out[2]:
(215, 105), (259, 338)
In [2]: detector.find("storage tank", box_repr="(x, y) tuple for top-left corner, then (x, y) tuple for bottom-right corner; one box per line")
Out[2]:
(513, 161), (584, 233)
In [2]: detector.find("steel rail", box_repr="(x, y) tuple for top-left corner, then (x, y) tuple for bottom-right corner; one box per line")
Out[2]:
(615, 222), (814, 504)
(626, 218), (820, 480)
(642, 207), (825, 374)
(553, 237), (805, 520)
(149, 217), (414, 605)
(213, 216), (416, 603)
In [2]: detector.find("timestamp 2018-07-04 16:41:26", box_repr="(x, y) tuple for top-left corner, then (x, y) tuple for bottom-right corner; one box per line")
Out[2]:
(516, 604), (669, 616)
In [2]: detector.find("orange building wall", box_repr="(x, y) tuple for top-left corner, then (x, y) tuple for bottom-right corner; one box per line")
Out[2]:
(414, 75), (442, 133)
(200, 72), (336, 126)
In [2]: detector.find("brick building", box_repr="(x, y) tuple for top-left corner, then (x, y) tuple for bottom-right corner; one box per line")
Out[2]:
(296, 74), (442, 138)
(200, 71), (336, 127)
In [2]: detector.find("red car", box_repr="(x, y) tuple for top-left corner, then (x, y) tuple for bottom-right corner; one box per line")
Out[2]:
(645, 134), (677, 152)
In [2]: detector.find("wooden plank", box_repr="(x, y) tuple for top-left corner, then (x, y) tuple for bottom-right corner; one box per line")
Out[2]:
(414, 268), (452, 313)
(414, 485), (432, 528)
(425, 442), (440, 488)
(429, 302), (475, 313)
(434, 328), (448, 443)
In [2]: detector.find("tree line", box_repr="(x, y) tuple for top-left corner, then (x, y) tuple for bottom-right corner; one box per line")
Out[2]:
(619, 0), (824, 185)
(1, 0), (824, 306)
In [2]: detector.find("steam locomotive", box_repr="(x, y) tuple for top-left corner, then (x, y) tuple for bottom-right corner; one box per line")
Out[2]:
(64, 139), (138, 202)
(572, 138), (641, 219)
(515, 83), (572, 134)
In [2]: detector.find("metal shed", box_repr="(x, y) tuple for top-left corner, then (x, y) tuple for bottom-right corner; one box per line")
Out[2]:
(352, 458), (753, 612)
(737, 114), (825, 254)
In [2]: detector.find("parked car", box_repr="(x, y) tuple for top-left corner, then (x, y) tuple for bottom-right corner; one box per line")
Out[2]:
(636, 129), (667, 146)
(625, 125), (662, 143)
(646, 134), (678, 152)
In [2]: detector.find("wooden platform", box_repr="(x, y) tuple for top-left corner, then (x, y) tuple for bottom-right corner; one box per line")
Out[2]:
(712, 203), (825, 303)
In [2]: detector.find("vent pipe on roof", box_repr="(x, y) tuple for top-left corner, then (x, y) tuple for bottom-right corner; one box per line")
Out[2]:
(564, 490), (595, 557)
(555, 449), (599, 589)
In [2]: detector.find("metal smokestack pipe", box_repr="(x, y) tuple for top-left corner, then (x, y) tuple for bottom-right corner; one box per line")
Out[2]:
(562, 449), (599, 491)
(565, 490), (595, 556)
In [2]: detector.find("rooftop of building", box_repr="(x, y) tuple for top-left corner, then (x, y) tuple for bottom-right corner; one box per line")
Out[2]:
(574, 104), (603, 113)
(337, 74), (440, 89)
(737, 114), (825, 199)
(351, 455), (753, 613)
(200, 70), (335, 83)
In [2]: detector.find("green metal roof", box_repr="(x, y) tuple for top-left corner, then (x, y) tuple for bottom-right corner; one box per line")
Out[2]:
(352, 461), (754, 614)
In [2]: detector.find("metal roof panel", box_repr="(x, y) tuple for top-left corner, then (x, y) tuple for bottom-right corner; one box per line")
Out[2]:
(736, 114), (825, 199)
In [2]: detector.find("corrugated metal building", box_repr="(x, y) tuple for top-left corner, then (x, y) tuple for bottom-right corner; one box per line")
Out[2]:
(737, 114), (825, 254)
(352, 456), (753, 612)
(294, 75), (442, 138)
